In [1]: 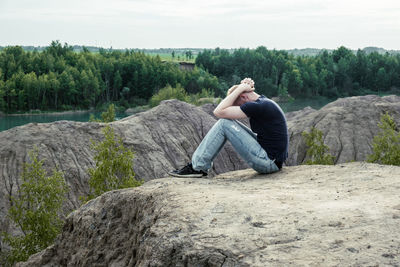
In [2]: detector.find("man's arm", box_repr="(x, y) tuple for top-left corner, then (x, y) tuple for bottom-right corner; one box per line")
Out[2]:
(213, 83), (250, 119)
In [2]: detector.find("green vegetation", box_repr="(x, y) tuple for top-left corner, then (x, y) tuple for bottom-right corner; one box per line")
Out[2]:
(149, 84), (218, 107)
(367, 112), (400, 166)
(84, 125), (142, 202)
(302, 127), (335, 165)
(1, 41), (399, 114)
(89, 103), (116, 122)
(1, 147), (68, 266)
(150, 84), (189, 107)
(0, 41), (219, 113)
(196, 46), (400, 99)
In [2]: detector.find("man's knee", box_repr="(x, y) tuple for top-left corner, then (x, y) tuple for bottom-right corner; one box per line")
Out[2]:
(216, 118), (234, 128)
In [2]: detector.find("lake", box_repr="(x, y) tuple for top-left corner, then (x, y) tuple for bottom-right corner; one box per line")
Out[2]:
(0, 97), (336, 132)
(0, 111), (130, 132)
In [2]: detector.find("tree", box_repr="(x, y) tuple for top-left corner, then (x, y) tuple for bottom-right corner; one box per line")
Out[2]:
(48, 72), (60, 110)
(302, 127), (335, 165)
(185, 51), (193, 61)
(84, 125), (142, 201)
(101, 103), (116, 123)
(367, 112), (400, 165)
(149, 83), (189, 107)
(0, 79), (6, 111)
(89, 103), (116, 123)
(21, 72), (38, 110)
(1, 147), (68, 266)
(113, 70), (122, 101)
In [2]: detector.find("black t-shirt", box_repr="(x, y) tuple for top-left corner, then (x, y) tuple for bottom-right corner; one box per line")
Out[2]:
(240, 95), (288, 163)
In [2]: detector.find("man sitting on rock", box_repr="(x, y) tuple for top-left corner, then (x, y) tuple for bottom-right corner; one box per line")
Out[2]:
(169, 77), (288, 178)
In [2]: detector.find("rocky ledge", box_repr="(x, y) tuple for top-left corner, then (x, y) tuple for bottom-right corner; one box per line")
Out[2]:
(18, 162), (400, 266)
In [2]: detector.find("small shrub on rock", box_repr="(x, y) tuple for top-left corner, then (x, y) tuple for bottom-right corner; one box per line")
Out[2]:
(367, 112), (400, 166)
(302, 127), (335, 165)
(1, 147), (68, 266)
(89, 103), (116, 123)
(83, 125), (143, 202)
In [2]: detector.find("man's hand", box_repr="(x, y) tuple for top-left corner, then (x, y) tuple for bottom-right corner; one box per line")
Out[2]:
(241, 77), (255, 89)
(237, 82), (254, 93)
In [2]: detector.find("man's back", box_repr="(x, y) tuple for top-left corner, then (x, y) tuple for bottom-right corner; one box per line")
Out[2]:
(240, 95), (288, 163)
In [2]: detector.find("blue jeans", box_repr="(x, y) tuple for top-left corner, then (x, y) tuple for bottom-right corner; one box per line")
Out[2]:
(192, 119), (280, 174)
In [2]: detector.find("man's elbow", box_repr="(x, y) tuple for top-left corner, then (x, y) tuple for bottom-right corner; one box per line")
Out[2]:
(213, 109), (224, 118)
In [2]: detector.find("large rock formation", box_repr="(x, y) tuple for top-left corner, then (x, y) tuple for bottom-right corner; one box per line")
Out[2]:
(0, 100), (248, 242)
(17, 163), (400, 266)
(287, 95), (400, 165)
(1, 95), (399, 253)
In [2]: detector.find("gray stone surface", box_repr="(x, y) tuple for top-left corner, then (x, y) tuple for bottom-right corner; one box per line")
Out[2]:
(17, 163), (400, 266)
(1, 95), (400, 255)
(0, 100), (248, 243)
(287, 95), (400, 165)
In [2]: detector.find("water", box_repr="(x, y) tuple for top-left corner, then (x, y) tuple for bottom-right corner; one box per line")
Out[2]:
(0, 97), (336, 132)
(278, 97), (336, 113)
(0, 111), (129, 132)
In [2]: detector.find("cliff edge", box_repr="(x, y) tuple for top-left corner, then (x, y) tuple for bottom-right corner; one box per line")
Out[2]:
(18, 163), (400, 266)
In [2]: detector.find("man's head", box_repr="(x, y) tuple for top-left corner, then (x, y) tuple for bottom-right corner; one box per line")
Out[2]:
(232, 91), (254, 106)
(228, 78), (259, 106)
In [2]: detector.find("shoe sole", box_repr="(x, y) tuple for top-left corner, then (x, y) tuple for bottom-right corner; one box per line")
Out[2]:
(168, 171), (204, 178)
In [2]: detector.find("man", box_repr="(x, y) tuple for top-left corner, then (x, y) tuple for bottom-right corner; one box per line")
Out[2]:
(169, 78), (288, 178)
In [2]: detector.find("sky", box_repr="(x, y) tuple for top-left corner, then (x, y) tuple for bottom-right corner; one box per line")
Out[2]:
(0, 0), (399, 50)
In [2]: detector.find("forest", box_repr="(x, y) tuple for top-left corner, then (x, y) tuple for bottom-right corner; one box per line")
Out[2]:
(0, 41), (399, 113)
(195, 46), (400, 99)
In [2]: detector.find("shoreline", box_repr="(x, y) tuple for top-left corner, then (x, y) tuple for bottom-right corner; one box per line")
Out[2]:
(0, 110), (93, 117)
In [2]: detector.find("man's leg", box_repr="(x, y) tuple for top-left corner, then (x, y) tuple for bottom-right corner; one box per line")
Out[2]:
(192, 119), (279, 174)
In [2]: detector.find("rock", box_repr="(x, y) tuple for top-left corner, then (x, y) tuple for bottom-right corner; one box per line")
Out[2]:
(0, 100), (248, 242)
(124, 106), (150, 115)
(287, 95), (400, 165)
(1, 95), (400, 252)
(285, 106), (316, 120)
(16, 163), (400, 266)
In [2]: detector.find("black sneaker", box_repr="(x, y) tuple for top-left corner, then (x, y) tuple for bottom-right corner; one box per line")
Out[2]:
(168, 163), (207, 178)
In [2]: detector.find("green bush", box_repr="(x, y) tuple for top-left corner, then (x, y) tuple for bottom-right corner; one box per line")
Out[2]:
(302, 127), (335, 165)
(89, 103), (116, 123)
(101, 103), (116, 123)
(367, 112), (400, 165)
(149, 84), (219, 107)
(189, 89), (218, 106)
(149, 84), (189, 107)
(1, 147), (68, 266)
(84, 125), (143, 202)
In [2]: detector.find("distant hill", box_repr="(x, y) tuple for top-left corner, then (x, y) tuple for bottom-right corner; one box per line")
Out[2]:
(0, 45), (399, 57)
(0, 45), (204, 55)
(286, 47), (400, 56)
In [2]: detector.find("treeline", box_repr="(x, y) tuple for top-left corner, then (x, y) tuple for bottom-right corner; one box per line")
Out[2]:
(196, 46), (400, 98)
(1, 42), (400, 113)
(0, 41), (219, 113)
